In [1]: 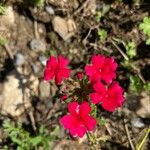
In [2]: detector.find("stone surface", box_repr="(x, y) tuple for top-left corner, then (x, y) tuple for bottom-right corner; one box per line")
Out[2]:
(39, 55), (47, 66)
(29, 39), (46, 52)
(131, 117), (145, 128)
(0, 6), (15, 39)
(136, 92), (150, 118)
(31, 63), (39, 74)
(39, 81), (50, 99)
(0, 73), (30, 117)
(52, 16), (76, 41)
(48, 0), (79, 9)
(14, 53), (25, 66)
(45, 6), (55, 15)
(0, 6), (15, 27)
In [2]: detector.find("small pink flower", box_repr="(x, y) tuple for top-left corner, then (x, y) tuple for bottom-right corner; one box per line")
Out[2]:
(60, 95), (68, 101)
(77, 72), (83, 80)
(90, 81), (124, 112)
(44, 56), (71, 84)
(60, 101), (97, 137)
(85, 55), (118, 84)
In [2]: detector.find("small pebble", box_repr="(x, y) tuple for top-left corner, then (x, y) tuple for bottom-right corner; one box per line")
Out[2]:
(39, 81), (50, 99)
(131, 118), (145, 128)
(39, 56), (47, 66)
(31, 63), (39, 74)
(14, 53), (25, 66)
(46, 101), (53, 109)
(45, 6), (55, 15)
(29, 39), (46, 52)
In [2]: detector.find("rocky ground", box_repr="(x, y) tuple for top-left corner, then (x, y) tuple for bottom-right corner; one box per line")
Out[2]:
(0, 0), (150, 150)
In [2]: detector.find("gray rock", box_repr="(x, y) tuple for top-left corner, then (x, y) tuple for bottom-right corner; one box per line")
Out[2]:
(31, 63), (39, 74)
(39, 81), (50, 99)
(52, 16), (76, 41)
(14, 53), (25, 66)
(29, 39), (46, 52)
(0, 73), (30, 117)
(39, 56), (47, 66)
(46, 100), (53, 109)
(131, 118), (145, 128)
(45, 6), (55, 15)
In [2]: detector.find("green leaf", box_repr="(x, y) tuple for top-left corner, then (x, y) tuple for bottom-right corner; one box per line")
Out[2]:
(91, 103), (97, 118)
(0, 36), (7, 46)
(129, 75), (143, 92)
(98, 28), (107, 42)
(125, 41), (136, 58)
(146, 38), (150, 45)
(30, 136), (42, 146)
(144, 82), (150, 92)
(139, 17), (150, 37)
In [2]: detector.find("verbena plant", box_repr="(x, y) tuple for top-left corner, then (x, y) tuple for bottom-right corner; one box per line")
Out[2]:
(3, 120), (59, 150)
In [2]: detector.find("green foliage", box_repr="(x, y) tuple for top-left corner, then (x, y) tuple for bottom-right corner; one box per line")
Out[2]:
(33, 0), (45, 7)
(98, 118), (106, 126)
(129, 75), (143, 92)
(3, 120), (59, 150)
(23, 0), (45, 7)
(144, 82), (150, 92)
(139, 16), (150, 45)
(124, 41), (136, 59)
(0, 4), (6, 15)
(98, 29), (107, 42)
(95, 11), (102, 22)
(91, 103), (97, 118)
(0, 36), (7, 46)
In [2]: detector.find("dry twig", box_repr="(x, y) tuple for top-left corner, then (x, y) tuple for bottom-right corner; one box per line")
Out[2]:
(4, 44), (14, 59)
(124, 119), (135, 150)
(73, 0), (91, 16)
(111, 39), (146, 84)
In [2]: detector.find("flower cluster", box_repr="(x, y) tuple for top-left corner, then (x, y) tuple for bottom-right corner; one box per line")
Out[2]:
(44, 54), (124, 138)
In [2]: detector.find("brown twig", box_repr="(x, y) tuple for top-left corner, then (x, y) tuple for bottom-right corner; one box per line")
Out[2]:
(29, 110), (37, 131)
(124, 119), (135, 150)
(73, 0), (91, 16)
(111, 39), (146, 84)
(34, 20), (39, 39)
(88, 43), (112, 53)
(4, 44), (14, 59)
(111, 40), (129, 61)
(46, 99), (60, 119)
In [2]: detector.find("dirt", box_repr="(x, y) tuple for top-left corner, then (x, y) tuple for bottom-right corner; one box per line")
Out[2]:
(0, 0), (150, 150)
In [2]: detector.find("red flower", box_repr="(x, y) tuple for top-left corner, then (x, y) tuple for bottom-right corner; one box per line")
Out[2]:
(60, 95), (68, 101)
(60, 101), (97, 137)
(90, 82), (107, 104)
(44, 56), (71, 84)
(77, 72), (83, 80)
(85, 55), (118, 84)
(90, 81), (124, 112)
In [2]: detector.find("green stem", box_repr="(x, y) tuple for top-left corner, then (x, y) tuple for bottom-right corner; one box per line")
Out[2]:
(136, 128), (150, 150)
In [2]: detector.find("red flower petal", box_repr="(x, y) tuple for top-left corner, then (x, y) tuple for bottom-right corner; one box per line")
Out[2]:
(60, 115), (75, 129)
(55, 68), (70, 84)
(83, 115), (97, 131)
(91, 55), (105, 68)
(90, 92), (103, 104)
(58, 56), (69, 68)
(46, 56), (58, 69)
(79, 102), (91, 117)
(44, 68), (55, 81)
(70, 125), (87, 137)
(60, 95), (68, 101)
(68, 102), (79, 116)
(101, 82), (124, 112)
(93, 82), (106, 94)
(85, 65), (97, 76)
